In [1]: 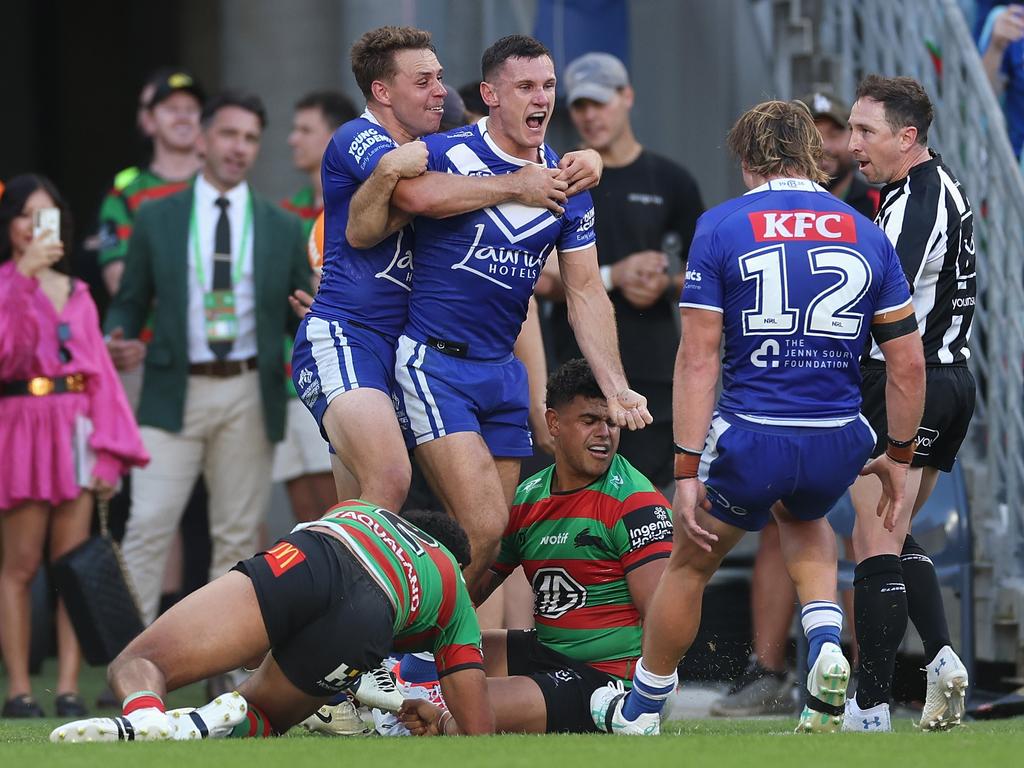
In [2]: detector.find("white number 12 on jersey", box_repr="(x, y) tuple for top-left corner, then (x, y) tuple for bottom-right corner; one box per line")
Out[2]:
(739, 244), (871, 339)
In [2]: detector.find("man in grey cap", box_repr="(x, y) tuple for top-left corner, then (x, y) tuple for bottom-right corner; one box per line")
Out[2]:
(537, 51), (704, 492)
(798, 89), (880, 218)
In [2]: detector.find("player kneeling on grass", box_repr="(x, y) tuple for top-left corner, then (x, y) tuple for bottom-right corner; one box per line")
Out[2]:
(50, 504), (493, 742)
(398, 359), (673, 735)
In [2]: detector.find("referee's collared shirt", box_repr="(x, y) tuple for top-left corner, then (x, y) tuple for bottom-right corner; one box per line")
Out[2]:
(868, 151), (976, 365)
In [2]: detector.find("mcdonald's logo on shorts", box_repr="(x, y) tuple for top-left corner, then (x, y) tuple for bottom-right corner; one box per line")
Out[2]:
(264, 541), (306, 577)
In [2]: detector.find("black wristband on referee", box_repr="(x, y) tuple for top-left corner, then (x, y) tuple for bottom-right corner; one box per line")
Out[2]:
(885, 437), (917, 464)
(673, 442), (703, 456)
(886, 435), (915, 448)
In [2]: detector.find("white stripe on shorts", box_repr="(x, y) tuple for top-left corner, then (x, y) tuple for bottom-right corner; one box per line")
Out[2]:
(698, 415), (730, 482)
(308, 317), (359, 403)
(396, 336), (446, 443)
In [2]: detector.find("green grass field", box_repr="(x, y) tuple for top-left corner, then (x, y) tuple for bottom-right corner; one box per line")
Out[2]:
(3, 662), (1022, 767)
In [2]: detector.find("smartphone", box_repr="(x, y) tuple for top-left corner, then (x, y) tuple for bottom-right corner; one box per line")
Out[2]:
(33, 207), (60, 243)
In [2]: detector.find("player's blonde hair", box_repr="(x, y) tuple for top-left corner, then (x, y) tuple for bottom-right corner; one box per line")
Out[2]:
(727, 100), (829, 184)
(350, 26), (435, 100)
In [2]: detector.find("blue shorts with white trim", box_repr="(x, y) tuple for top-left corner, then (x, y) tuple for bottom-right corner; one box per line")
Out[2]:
(394, 334), (533, 457)
(291, 314), (406, 442)
(699, 411), (875, 531)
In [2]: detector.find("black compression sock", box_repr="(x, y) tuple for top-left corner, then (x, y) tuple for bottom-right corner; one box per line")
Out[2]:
(854, 554), (907, 710)
(901, 533), (952, 661)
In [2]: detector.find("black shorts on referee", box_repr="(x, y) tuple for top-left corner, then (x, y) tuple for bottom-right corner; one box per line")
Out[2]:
(859, 362), (976, 471)
(505, 629), (619, 733)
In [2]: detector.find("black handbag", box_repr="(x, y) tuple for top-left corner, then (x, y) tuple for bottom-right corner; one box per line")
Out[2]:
(51, 497), (144, 665)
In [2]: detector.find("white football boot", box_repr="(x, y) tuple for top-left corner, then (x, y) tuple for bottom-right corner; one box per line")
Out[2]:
(300, 697), (373, 737)
(50, 707), (174, 743)
(169, 691), (248, 739)
(795, 642), (850, 733)
(842, 698), (892, 732)
(353, 664), (405, 713)
(590, 681), (660, 736)
(919, 645), (969, 730)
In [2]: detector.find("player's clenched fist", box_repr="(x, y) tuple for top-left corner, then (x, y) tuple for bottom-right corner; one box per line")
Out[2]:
(381, 140), (429, 179)
(606, 387), (653, 431)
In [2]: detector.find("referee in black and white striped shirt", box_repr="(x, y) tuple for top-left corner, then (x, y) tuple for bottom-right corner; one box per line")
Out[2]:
(842, 75), (975, 732)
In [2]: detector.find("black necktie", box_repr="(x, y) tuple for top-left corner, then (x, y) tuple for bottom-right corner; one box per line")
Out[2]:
(210, 196), (233, 359)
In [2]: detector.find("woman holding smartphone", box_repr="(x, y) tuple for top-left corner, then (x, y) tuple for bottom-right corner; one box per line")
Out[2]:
(0, 174), (148, 717)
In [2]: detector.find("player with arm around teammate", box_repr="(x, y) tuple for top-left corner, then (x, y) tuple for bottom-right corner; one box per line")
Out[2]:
(50, 505), (493, 742)
(399, 359), (671, 734)
(349, 34), (651, 597)
(590, 99), (925, 735)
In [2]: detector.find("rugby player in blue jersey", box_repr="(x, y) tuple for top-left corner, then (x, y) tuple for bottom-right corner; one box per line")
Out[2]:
(348, 35), (651, 594)
(291, 27), (598, 514)
(590, 100), (925, 735)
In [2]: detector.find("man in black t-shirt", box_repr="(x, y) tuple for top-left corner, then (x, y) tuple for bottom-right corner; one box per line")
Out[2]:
(537, 52), (704, 489)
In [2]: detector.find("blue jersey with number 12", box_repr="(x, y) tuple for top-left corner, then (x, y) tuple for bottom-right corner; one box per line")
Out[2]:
(405, 118), (597, 361)
(680, 179), (911, 424)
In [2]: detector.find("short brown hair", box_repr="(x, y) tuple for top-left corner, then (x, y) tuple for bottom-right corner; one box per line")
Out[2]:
(855, 74), (933, 145)
(481, 35), (552, 81)
(726, 100), (828, 184)
(350, 26), (434, 100)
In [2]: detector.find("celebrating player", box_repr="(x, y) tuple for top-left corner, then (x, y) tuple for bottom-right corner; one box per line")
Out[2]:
(590, 99), (925, 735)
(50, 504), (492, 742)
(292, 26), (597, 515)
(350, 34), (651, 594)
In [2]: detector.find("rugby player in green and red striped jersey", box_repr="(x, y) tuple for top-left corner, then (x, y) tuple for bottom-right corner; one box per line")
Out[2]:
(50, 504), (493, 743)
(398, 359), (672, 735)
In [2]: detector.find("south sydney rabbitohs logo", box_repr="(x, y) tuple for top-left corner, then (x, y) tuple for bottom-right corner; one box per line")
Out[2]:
(532, 567), (587, 619)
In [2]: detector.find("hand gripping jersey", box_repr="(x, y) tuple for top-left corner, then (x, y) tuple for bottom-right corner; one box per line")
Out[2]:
(680, 179), (912, 426)
(492, 455), (673, 682)
(294, 501), (482, 676)
(312, 112), (414, 339)
(405, 118), (597, 360)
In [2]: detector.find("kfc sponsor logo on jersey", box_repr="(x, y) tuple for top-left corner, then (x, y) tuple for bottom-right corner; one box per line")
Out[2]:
(624, 505), (674, 550)
(348, 128), (396, 168)
(749, 210), (856, 243)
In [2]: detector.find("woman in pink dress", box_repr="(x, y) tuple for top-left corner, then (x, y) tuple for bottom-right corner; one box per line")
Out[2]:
(0, 175), (149, 718)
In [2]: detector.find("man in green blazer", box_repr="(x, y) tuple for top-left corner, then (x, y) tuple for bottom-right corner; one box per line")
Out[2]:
(105, 91), (311, 627)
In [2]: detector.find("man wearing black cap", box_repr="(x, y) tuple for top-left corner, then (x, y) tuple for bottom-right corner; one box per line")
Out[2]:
(539, 52), (704, 492)
(798, 89), (880, 219)
(97, 69), (206, 300)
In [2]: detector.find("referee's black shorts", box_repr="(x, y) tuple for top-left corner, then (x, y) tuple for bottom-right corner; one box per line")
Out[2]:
(859, 362), (976, 471)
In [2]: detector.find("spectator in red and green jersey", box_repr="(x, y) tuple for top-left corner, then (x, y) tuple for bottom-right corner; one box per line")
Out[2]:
(274, 91), (356, 523)
(399, 359), (673, 734)
(96, 70), (205, 298)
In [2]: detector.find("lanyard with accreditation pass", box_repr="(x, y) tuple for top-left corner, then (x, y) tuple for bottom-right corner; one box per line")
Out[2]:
(189, 191), (252, 344)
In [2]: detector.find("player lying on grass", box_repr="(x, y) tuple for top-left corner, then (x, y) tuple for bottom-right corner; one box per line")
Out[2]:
(50, 505), (493, 742)
(397, 359), (672, 735)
